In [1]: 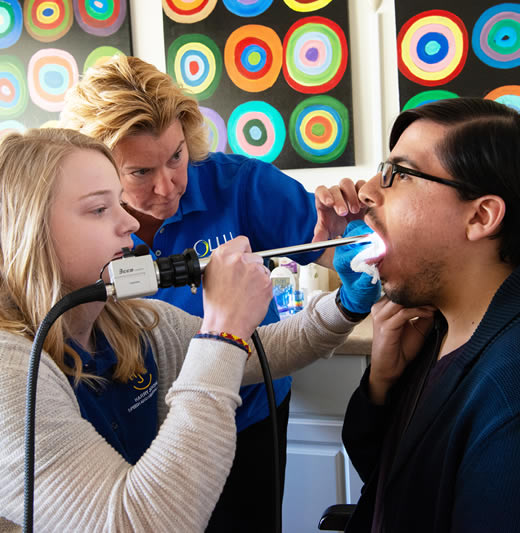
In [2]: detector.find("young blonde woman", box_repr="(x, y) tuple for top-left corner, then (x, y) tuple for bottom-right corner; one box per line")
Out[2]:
(0, 128), (376, 532)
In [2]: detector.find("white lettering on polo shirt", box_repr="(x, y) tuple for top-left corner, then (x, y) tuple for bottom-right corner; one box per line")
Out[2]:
(193, 231), (234, 257)
(128, 380), (158, 413)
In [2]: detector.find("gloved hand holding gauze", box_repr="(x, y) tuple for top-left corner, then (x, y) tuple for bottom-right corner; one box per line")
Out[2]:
(333, 220), (384, 314)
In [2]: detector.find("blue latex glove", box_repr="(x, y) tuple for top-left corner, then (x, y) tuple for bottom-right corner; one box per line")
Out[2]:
(333, 220), (382, 314)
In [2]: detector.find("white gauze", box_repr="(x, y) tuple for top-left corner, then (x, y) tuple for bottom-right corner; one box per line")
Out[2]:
(350, 233), (385, 284)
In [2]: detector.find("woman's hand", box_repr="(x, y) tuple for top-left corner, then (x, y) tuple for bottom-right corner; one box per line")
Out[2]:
(200, 236), (273, 340)
(368, 296), (436, 405)
(313, 178), (366, 268)
(313, 178), (366, 242)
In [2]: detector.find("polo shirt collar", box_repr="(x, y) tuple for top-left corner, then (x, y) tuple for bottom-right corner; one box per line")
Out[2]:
(163, 162), (207, 225)
(66, 331), (117, 377)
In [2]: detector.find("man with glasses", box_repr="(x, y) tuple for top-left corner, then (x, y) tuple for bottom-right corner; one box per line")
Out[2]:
(316, 97), (520, 532)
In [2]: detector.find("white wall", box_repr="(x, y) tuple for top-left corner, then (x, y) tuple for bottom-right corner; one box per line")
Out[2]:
(128, 0), (401, 190)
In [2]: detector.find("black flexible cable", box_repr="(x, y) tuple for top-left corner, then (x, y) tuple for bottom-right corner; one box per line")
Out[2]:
(24, 281), (281, 532)
(251, 329), (281, 533)
(24, 280), (108, 533)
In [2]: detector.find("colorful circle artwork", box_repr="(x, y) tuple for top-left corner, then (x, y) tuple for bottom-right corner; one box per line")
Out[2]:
(83, 45), (124, 73)
(0, 119), (25, 134)
(200, 106), (227, 152)
(224, 25), (282, 93)
(167, 34), (222, 100)
(472, 4), (520, 69)
(23, 0), (73, 42)
(397, 10), (468, 86)
(402, 89), (459, 110)
(223, 0), (272, 17)
(485, 85), (520, 112)
(28, 48), (78, 112)
(162, 0), (217, 23)
(283, 16), (348, 94)
(73, 0), (126, 37)
(228, 100), (285, 163)
(0, 0), (22, 48)
(283, 0), (332, 12)
(289, 95), (348, 164)
(0, 55), (27, 118)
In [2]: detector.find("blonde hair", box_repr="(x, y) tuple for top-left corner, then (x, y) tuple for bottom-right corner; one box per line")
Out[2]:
(0, 128), (159, 384)
(61, 55), (209, 160)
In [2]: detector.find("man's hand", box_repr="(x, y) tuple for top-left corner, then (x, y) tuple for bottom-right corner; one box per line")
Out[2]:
(368, 297), (436, 405)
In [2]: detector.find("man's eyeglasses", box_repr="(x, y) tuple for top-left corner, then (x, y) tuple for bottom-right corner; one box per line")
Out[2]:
(378, 161), (471, 191)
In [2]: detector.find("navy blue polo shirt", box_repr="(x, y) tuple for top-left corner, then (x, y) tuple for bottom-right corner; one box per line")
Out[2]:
(131, 152), (320, 432)
(67, 332), (158, 464)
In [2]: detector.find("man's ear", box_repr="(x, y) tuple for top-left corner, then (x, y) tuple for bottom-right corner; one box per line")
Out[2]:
(466, 195), (506, 241)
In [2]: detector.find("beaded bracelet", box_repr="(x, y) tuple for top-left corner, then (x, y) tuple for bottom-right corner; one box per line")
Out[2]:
(195, 331), (252, 358)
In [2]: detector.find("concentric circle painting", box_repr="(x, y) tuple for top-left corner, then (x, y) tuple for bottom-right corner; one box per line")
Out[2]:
(23, 0), (73, 43)
(283, 16), (348, 94)
(0, 54), (28, 119)
(28, 48), (78, 112)
(224, 25), (282, 92)
(0, 0), (23, 48)
(289, 95), (348, 163)
(397, 9), (468, 86)
(472, 3), (520, 69)
(168, 34), (222, 100)
(73, 0), (126, 37)
(227, 100), (285, 163)
(485, 85), (520, 111)
(162, 0), (217, 23)
(163, 0), (355, 167)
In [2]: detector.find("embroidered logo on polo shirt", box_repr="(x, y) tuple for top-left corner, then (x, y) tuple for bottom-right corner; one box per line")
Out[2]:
(131, 372), (152, 391)
(193, 232), (234, 257)
(128, 371), (158, 413)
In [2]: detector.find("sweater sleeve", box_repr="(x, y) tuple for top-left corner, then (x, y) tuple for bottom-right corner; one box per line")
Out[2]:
(242, 290), (358, 384)
(0, 302), (249, 533)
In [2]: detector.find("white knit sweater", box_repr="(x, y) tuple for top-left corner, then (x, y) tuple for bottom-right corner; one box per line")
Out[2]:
(0, 291), (355, 532)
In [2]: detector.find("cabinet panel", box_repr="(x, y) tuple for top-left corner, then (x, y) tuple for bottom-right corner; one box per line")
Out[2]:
(283, 440), (346, 533)
(289, 356), (368, 417)
(283, 355), (368, 531)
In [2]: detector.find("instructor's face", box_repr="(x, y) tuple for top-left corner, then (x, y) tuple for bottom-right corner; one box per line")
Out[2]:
(113, 120), (190, 222)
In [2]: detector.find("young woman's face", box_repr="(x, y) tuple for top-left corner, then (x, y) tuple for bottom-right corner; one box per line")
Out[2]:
(50, 149), (140, 289)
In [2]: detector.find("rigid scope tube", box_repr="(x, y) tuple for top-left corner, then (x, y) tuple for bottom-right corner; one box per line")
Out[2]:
(198, 234), (370, 272)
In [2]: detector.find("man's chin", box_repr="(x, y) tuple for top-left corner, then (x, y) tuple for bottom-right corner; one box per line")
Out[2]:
(384, 286), (433, 309)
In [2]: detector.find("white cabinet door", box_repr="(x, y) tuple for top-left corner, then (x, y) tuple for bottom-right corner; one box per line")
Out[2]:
(282, 356), (367, 532)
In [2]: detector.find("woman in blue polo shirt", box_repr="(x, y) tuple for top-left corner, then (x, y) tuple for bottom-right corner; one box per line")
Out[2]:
(61, 55), (367, 532)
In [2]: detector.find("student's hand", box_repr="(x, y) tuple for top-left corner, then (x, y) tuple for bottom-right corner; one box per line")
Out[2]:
(368, 296), (436, 405)
(313, 178), (366, 243)
(200, 236), (273, 340)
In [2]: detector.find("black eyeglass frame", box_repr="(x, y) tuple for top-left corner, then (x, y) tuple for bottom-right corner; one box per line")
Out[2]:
(377, 161), (473, 192)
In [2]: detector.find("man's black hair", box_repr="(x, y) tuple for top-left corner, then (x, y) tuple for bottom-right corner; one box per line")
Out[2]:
(391, 97), (520, 266)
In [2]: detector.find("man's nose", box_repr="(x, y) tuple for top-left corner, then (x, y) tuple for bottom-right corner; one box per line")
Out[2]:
(359, 174), (382, 207)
